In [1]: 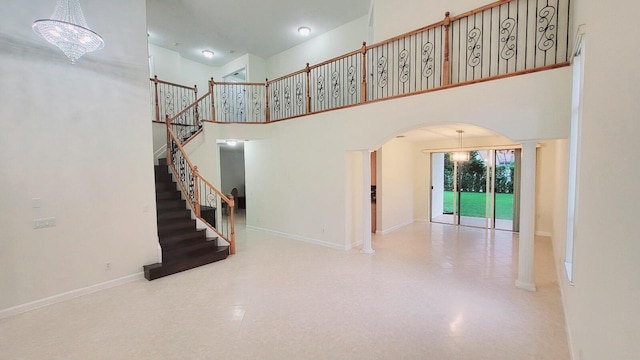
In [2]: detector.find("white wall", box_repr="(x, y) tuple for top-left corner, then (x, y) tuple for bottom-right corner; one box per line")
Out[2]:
(378, 138), (415, 233)
(149, 44), (221, 91)
(553, 1), (640, 358)
(0, 0), (158, 312)
(342, 67), (571, 150)
(243, 118), (348, 249)
(266, 16), (369, 79)
(247, 54), (268, 83)
(535, 141), (557, 236)
(209, 64), (569, 252)
(372, 0), (489, 42)
(152, 122), (166, 158)
(345, 151), (364, 248)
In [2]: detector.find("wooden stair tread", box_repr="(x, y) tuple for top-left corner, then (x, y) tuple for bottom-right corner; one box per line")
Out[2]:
(143, 162), (228, 281)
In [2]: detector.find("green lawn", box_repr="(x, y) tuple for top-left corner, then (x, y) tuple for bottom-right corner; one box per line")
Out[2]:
(443, 191), (513, 220)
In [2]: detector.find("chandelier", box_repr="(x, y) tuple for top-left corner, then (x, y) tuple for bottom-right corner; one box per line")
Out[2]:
(451, 130), (470, 162)
(32, 0), (105, 63)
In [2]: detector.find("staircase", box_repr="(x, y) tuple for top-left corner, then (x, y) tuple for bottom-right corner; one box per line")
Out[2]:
(143, 158), (229, 280)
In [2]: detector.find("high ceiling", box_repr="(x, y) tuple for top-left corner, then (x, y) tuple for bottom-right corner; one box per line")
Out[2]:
(145, 1), (508, 144)
(398, 124), (504, 143)
(146, 0), (371, 67)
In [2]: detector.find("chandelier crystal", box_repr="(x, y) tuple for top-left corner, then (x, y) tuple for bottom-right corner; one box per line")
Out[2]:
(32, 0), (105, 63)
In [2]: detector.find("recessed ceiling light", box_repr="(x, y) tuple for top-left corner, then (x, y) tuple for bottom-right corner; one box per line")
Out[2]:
(298, 26), (311, 36)
(202, 50), (214, 59)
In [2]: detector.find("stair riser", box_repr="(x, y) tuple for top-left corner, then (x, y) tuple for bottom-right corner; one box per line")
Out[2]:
(157, 220), (197, 235)
(156, 200), (186, 211)
(144, 247), (229, 280)
(157, 212), (192, 222)
(156, 191), (182, 201)
(159, 231), (207, 247)
(154, 169), (173, 182)
(162, 240), (219, 263)
(154, 182), (177, 191)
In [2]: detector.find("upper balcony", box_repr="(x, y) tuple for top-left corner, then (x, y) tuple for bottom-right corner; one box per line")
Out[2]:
(151, 0), (571, 139)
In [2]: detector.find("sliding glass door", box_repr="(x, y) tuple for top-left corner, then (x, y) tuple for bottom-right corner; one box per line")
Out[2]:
(431, 148), (519, 231)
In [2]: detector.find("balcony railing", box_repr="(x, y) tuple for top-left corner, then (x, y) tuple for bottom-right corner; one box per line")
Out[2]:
(150, 0), (570, 125)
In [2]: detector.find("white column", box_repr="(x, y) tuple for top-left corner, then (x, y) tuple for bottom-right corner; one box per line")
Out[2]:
(516, 141), (537, 291)
(362, 150), (375, 254)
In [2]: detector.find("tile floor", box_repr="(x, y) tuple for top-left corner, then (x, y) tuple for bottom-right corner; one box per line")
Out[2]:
(0, 216), (570, 359)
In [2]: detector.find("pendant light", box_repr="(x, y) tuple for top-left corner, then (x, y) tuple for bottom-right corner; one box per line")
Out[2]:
(451, 130), (470, 162)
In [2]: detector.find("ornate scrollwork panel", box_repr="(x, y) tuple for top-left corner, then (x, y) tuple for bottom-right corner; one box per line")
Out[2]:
(295, 82), (304, 108)
(284, 85), (291, 110)
(398, 49), (410, 83)
(331, 71), (340, 99)
(347, 66), (357, 95)
(467, 28), (482, 67)
(377, 56), (388, 88)
(317, 76), (325, 103)
(272, 87), (281, 113)
(252, 91), (261, 116)
(221, 91), (230, 115)
(500, 18), (517, 60)
(537, 2), (557, 51)
(421, 42), (434, 79)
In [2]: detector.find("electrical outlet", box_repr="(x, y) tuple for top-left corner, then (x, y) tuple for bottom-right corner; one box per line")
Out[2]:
(105, 262), (111, 270)
(33, 217), (56, 229)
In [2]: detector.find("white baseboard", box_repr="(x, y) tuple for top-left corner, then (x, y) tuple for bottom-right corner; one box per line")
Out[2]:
(414, 218), (430, 223)
(377, 220), (414, 235)
(347, 240), (364, 250)
(535, 231), (552, 237)
(0, 272), (144, 320)
(246, 225), (349, 250)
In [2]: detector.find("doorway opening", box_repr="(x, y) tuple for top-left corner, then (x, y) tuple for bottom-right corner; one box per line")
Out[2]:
(219, 140), (246, 215)
(430, 148), (520, 231)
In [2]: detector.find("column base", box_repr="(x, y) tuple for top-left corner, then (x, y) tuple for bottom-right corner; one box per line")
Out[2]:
(516, 280), (537, 292)
(361, 248), (375, 254)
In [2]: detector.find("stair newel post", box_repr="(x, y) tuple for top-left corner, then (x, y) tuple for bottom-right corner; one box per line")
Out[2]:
(305, 63), (311, 113)
(229, 195), (236, 255)
(265, 78), (270, 122)
(209, 78), (216, 122)
(360, 42), (367, 103)
(193, 166), (201, 217)
(154, 75), (160, 122)
(443, 12), (451, 86)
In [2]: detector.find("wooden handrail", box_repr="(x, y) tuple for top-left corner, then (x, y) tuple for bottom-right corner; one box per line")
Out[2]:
(307, 48), (362, 71)
(166, 125), (198, 170)
(199, 175), (234, 205)
(166, 124), (236, 254)
(267, 68), (308, 84)
(364, 19), (446, 51)
(150, 77), (197, 91)
(214, 81), (266, 86)
(167, 91), (211, 125)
